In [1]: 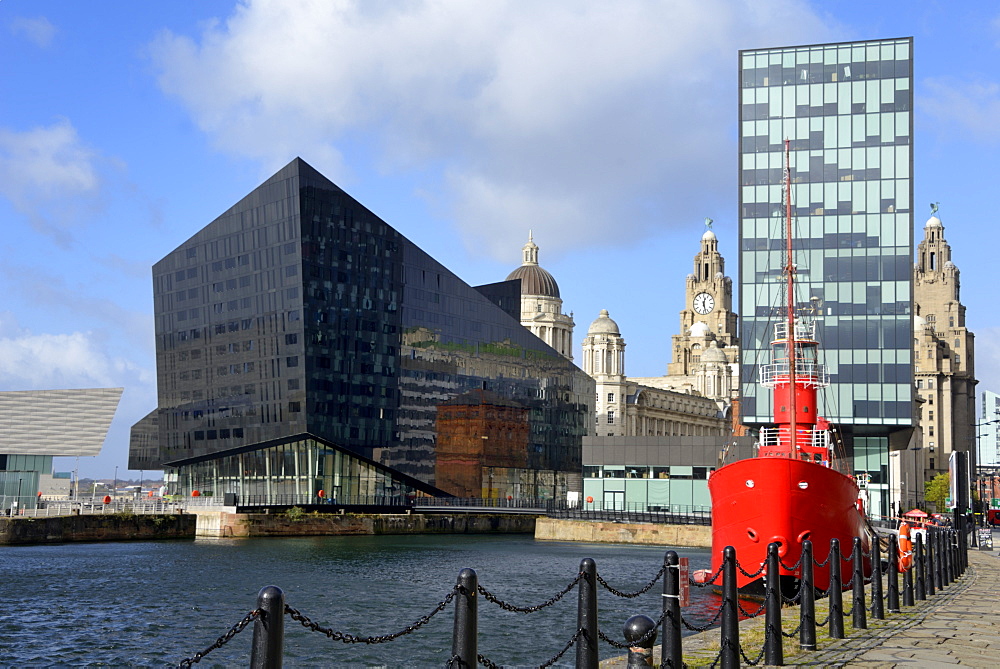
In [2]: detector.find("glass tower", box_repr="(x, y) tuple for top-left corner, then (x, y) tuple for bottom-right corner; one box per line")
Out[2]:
(738, 38), (915, 517)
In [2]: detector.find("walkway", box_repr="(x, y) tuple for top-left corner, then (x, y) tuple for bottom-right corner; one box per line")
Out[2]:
(801, 534), (1000, 667)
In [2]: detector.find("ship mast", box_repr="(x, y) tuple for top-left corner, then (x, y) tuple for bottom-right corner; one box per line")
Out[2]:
(784, 139), (797, 451)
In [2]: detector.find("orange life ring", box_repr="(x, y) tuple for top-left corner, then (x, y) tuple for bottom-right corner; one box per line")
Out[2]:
(898, 522), (913, 572)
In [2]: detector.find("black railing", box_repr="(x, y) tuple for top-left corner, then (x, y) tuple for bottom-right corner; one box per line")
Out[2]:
(548, 501), (712, 526)
(179, 525), (970, 666)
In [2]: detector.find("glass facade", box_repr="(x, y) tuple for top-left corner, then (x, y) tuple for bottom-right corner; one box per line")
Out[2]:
(133, 158), (593, 499)
(738, 39), (915, 516)
(173, 435), (441, 505)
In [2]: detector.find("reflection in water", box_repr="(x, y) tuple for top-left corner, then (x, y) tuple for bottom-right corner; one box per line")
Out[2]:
(0, 535), (717, 666)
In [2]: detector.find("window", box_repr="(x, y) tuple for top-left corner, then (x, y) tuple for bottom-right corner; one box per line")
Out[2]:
(288, 401), (301, 413)
(285, 334), (298, 345)
(916, 380), (923, 389)
(607, 410), (615, 425)
(286, 356), (299, 367)
(608, 393), (615, 403)
(928, 411), (934, 421)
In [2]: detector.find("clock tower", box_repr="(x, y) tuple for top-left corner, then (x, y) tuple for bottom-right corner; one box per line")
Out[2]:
(667, 220), (738, 378)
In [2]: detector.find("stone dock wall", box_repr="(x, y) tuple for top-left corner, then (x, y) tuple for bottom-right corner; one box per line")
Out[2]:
(0, 513), (195, 545)
(535, 517), (711, 547)
(196, 510), (536, 537)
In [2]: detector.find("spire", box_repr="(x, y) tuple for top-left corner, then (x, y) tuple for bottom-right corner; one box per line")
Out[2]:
(522, 232), (539, 266)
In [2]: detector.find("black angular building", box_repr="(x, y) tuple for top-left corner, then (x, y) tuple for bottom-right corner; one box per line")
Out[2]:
(130, 159), (593, 503)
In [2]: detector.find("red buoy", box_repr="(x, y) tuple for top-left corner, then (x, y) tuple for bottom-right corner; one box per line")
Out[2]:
(103, 495), (111, 505)
(586, 496), (594, 503)
(191, 490), (201, 497)
(317, 489), (326, 498)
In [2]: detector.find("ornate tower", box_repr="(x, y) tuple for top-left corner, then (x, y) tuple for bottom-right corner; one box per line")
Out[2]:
(668, 221), (738, 377)
(581, 310), (628, 437)
(913, 207), (977, 483)
(506, 234), (575, 360)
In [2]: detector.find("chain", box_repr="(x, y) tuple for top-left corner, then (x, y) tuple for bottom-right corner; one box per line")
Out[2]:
(815, 612), (831, 627)
(177, 608), (260, 667)
(596, 563), (666, 598)
(597, 610), (668, 650)
(739, 638), (767, 667)
(736, 599), (766, 618)
(478, 572), (583, 612)
(735, 559), (766, 579)
(813, 551), (833, 568)
(691, 561), (726, 588)
(537, 627), (586, 667)
(777, 555), (803, 571)
(780, 586), (802, 605)
(478, 653), (502, 669)
(708, 647), (724, 669)
(284, 587), (457, 644)
(781, 620), (802, 638)
(681, 604), (724, 632)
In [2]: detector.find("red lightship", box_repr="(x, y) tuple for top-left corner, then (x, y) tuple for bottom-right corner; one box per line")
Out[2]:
(703, 140), (872, 597)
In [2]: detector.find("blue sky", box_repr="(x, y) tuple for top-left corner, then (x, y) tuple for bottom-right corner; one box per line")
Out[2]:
(2, 0), (999, 479)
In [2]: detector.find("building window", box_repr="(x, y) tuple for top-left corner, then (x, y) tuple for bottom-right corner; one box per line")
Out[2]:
(289, 402), (301, 413)
(917, 380), (923, 388)
(608, 393), (615, 403)
(928, 426), (934, 437)
(286, 356), (299, 367)
(607, 410), (615, 425)
(928, 411), (933, 421)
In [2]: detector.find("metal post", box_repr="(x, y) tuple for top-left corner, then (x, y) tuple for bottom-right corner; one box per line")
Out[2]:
(799, 540), (816, 651)
(577, 558), (598, 669)
(925, 530), (936, 597)
(764, 542), (783, 666)
(870, 534), (884, 620)
(828, 539), (844, 639)
(720, 546), (740, 669)
(887, 532), (901, 612)
(624, 615), (657, 667)
(915, 533), (926, 601)
(851, 537), (867, 630)
(452, 568), (478, 668)
(937, 529), (948, 588)
(250, 586), (284, 669)
(660, 551), (682, 669)
(945, 530), (955, 584)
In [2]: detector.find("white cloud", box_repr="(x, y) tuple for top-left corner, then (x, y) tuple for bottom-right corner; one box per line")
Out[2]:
(0, 120), (103, 244)
(0, 329), (150, 391)
(149, 0), (835, 261)
(9, 16), (57, 48)
(922, 78), (1000, 144)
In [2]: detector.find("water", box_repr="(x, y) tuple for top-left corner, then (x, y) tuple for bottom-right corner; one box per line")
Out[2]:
(0, 535), (715, 667)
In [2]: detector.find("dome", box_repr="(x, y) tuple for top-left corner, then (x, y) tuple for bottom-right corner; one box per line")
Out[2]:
(915, 314), (927, 330)
(926, 215), (942, 228)
(588, 309), (620, 335)
(506, 264), (560, 297)
(702, 229), (717, 241)
(506, 233), (560, 297)
(701, 340), (728, 363)
(689, 321), (710, 337)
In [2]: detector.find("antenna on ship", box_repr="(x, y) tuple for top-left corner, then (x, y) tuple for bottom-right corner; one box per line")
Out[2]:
(784, 138), (797, 452)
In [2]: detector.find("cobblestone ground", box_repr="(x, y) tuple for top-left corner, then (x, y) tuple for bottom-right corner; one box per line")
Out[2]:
(600, 529), (1000, 668)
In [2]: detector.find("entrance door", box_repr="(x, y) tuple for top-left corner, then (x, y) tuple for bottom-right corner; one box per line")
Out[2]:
(603, 490), (624, 511)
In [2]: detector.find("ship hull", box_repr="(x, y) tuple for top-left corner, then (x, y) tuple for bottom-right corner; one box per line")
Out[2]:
(707, 456), (871, 597)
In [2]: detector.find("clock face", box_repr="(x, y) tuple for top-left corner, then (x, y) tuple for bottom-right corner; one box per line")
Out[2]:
(693, 292), (715, 315)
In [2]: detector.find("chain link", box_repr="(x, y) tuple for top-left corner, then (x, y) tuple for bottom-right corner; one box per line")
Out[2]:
(284, 586), (457, 644)
(736, 599), (766, 618)
(777, 555), (803, 571)
(596, 563), (667, 598)
(681, 603), (724, 632)
(177, 608), (260, 667)
(537, 627), (586, 667)
(735, 558), (766, 579)
(477, 652), (502, 669)
(739, 637), (768, 667)
(478, 572), (583, 613)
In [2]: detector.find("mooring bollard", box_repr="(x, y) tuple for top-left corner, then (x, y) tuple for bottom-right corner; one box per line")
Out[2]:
(851, 537), (867, 630)
(828, 539), (844, 639)
(661, 551), (682, 669)
(925, 531), (936, 597)
(915, 533), (926, 601)
(937, 529), (948, 589)
(886, 532), (900, 613)
(250, 585), (285, 669)
(799, 540), (816, 651)
(452, 568), (478, 667)
(577, 557), (598, 669)
(720, 546), (740, 669)
(945, 530), (955, 585)
(624, 614), (657, 667)
(764, 542), (783, 666)
(903, 555), (915, 607)
(870, 535), (884, 620)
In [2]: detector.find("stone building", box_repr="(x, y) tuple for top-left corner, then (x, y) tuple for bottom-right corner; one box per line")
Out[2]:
(898, 208), (977, 508)
(505, 234), (575, 361)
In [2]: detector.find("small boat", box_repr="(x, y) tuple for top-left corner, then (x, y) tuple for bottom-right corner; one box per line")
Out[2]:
(695, 139), (873, 597)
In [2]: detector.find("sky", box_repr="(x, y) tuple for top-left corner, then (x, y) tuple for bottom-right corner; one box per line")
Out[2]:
(2, 0), (999, 479)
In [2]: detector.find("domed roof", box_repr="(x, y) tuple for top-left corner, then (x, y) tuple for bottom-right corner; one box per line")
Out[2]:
(689, 321), (710, 337)
(588, 309), (620, 335)
(505, 233), (560, 297)
(926, 215), (942, 228)
(701, 340), (728, 363)
(702, 228), (717, 241)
